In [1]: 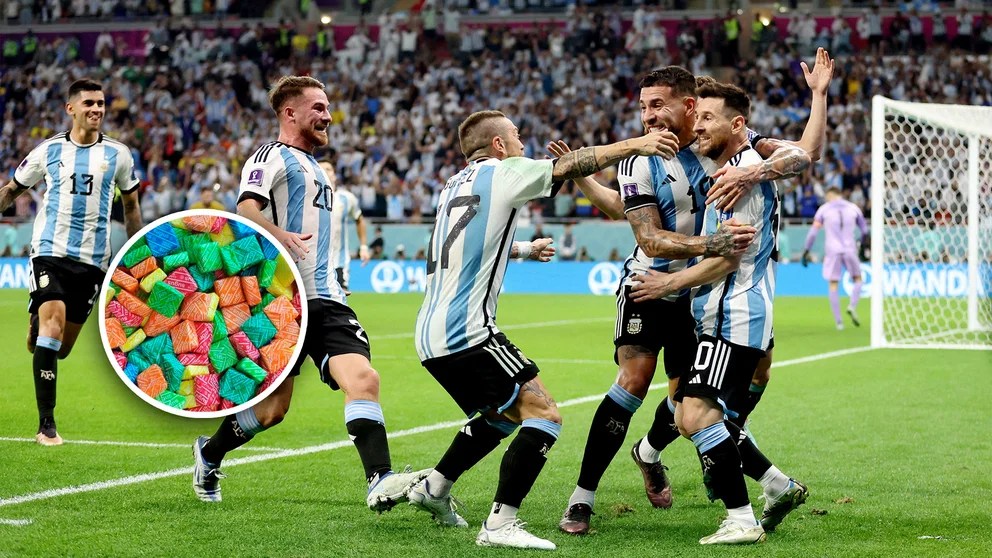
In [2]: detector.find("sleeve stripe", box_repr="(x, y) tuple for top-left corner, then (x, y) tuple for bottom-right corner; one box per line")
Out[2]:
(623, 194), (659, 214)
(253, 142), (279, 164)
(12, 176), (29, 191)
(237, 191), (270, 210)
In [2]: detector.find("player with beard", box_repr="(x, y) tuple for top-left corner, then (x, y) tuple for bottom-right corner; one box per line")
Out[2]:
(191, 76), (428, 510)
(0, 78), (143, 446)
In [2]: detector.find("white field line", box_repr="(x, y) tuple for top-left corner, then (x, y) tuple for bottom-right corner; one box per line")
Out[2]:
(0, 518), (33, 526)
(375, 317), (613, 340)
(0, 345), (873, 510)
(0, 437), (287, 452)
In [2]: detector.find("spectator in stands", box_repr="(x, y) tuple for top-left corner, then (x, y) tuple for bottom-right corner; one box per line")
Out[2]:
(558, 223), (577, 262)
(189, 185), (226, 211)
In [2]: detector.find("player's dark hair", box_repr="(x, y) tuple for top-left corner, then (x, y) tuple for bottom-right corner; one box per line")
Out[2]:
(458, 110), (507, 159)
(695, 81), (751, 120)
(67, 79), (103, 100)
(826, 186), (842, 195)
(638, 66), (696, 97)
(695, 75), (717, 89)
(268, 75), (326, 113)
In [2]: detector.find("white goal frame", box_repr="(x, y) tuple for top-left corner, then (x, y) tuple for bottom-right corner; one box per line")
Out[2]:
(870, 95), (991, 350)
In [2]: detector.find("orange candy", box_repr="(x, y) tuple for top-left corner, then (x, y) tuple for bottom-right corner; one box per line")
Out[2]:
(136, 365), (167, 398)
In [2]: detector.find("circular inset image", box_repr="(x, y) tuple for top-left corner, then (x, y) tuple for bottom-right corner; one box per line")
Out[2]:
(99, 209), (308, 418)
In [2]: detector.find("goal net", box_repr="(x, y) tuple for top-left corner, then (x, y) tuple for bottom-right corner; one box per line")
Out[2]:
(870, 96), (992, 350)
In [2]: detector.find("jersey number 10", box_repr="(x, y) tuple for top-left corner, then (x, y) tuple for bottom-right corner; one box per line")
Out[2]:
(427, 195), (481, 274)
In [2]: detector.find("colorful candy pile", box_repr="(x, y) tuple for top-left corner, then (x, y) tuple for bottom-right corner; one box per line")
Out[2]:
(104, 215), (303, 412)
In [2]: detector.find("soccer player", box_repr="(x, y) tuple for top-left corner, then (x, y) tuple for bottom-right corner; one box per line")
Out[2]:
(0, 78), (142, 446)
(318, 159), (370, 295)
(630, 81), (807, 545)
(406, 110), (679, 550)
(556, 48), (831, 536)
(802, 186), (867, 329)
(191, 76), (426, 510)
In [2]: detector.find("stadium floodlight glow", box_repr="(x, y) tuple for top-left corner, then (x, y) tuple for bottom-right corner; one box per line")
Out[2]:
(870, 96), (992, 350)
(321, 14), (332, 25)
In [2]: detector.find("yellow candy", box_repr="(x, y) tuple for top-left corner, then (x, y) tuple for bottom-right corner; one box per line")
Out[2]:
(274, 257), (295, 287)
(179, 379), (195, 396)
(182, 365), (211, 380)
(121, 329), (147, 352)
(139, 268), (167, 293)
(184, 394), (197, 409)
(103, 289), (114, 307)
(266, 279), (293, 299)
(210, 224), (235, 246)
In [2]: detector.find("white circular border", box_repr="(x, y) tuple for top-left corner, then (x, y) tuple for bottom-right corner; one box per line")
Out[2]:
(99, 209), (309, 419)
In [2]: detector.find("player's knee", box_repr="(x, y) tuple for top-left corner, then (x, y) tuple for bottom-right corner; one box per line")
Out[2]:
(616, 366), (652, 398)
(38, 315), (64, 339)
(344, 365), (380, 399)
(752, 367), (771, 386)
(255, 402), (290, 428)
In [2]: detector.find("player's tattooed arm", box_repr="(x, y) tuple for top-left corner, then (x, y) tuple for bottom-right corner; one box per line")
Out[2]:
(630, 255), (741, 303)
(121, 190), (143, 238)
(706, 142), (811, 210)
(547, 140), (624, 219)
(627, 207), (755, 258)
(551, 131), (679, 182)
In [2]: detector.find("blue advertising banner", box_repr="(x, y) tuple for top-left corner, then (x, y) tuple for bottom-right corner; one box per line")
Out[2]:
(2, 258), (986, 299)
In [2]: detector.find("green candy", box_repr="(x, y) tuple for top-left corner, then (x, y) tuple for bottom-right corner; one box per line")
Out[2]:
(219, 369), (257, 405)
(123, 244), (153, 268)
(257, 260), (277, 288)
(194, 242), (223, 274)
(241, 312), (277, 348)
(162, 252), (190, 272)
(147, 281), (185, 318)
(188, 266), (216, 292)
(138, 334), (171, 364)
(156, 390), (186, 409)
(109, 282), (121, 295)
(208, 337), (238, 374)
(235, 357), (267, 384)
(161, 353), (185, 392)
(212, 309), (228, 342)
(128, 351), (151, 374)
(181, 233), (210, 261)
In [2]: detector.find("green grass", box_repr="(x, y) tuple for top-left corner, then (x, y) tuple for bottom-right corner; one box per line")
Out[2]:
(1, 291), (990, 557)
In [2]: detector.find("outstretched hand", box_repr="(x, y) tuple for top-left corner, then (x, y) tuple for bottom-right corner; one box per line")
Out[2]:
(277, 230), (313, 261)
(801, 47), (835, 96)
(547, 139), (573, 158)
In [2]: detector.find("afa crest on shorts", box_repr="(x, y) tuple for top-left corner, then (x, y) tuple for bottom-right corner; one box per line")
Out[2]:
(627, 316), (642, 334)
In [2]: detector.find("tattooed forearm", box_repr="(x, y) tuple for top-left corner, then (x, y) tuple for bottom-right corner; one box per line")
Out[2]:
(759, 147), (811, 181)
(627, 207), (707, 259)
(552, 147), (600, 181)
(703, 228), (739, 257)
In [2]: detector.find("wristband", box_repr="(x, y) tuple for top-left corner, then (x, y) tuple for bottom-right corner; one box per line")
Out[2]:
(513, 241), (532, 259)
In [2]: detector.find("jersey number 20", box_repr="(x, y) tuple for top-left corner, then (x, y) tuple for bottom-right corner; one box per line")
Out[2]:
(426, 195), (481, 274)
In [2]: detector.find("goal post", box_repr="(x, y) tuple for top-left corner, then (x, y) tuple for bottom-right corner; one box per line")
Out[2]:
(870, 95), (992, 350)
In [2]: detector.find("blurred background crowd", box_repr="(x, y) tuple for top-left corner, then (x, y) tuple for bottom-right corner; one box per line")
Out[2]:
(1, 0), (988, 259)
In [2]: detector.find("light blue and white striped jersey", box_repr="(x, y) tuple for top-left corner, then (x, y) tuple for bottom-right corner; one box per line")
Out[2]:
(415, 157), (555, 361)
(238, 141), (346, 305)
(330, 188), (362, 271)
(692, 146), (779, 351)
(617, 143), (717, 301)
(13, 132), (139, 271)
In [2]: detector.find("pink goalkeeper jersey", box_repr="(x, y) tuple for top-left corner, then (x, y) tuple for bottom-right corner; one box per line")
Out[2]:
(814, 199), (867, 255)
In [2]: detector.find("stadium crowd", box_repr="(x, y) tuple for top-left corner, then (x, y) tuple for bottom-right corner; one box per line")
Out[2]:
(1, 3), (990, 229)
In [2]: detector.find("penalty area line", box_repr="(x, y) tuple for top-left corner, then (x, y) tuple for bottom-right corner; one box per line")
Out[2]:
(0, 345), (871, 510)
(0, 437), (287, 452)
(0, 518), (33, 526)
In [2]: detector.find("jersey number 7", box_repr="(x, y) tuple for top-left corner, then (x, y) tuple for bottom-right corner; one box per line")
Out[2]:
(426, 195), (481, 274)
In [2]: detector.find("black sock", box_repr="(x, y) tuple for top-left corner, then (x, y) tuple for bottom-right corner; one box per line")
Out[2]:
(33, 343), (59, 420)
(436, 416), (513, 482)
(729, 383), (766, 428)
(347, 418), (392, 483)
(576, 394), (636, 490)
(494, 424), (559, 508)
(692, 422), (749, 509)
(202, 413), (261, 465)
(645, 397), (681, 452)
(724, 420), (773, 481)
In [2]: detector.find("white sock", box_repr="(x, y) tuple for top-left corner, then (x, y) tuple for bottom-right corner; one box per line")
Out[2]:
(486, 502), (519, 529)
(424, 470), (453, 498)
(726, 504), (758, 528)
(758, 465), (792, 500)
(568, 486), (596, 508)
(637, 437), (661, 464)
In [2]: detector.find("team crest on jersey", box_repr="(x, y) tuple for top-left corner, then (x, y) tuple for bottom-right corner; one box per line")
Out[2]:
(515, 348), (530, 364)
(247, 169), (264, 186)
(622, 183), (638, 198)
(627, 317), (642, 334)
(100, 159), (110, 172)
(38, 272), (49, 289)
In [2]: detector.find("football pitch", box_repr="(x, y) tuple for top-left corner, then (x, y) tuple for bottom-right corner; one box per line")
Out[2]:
(1, 291), (989, 557)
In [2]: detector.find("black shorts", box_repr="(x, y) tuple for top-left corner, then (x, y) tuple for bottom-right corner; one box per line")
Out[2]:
(422, 333), (539, 417)
(291, 298), (371, 390)
(675, 335), (764, 419)
(614, 286), (698, 379)
(28, 256), (104, 324)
